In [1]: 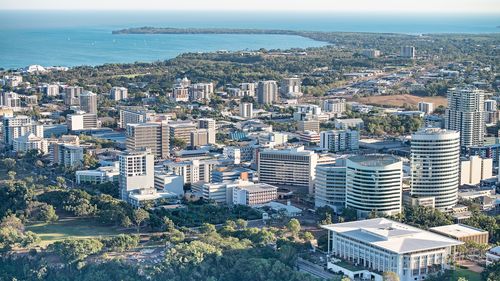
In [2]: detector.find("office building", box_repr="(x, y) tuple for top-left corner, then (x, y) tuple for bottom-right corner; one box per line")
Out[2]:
(79, 91), (97, 114)
(67, 111), (99, 131)
(484, 99), (497, 112)
(323, 99), (346, 117)
(76, 163), (120, 184)
(298, 130), (320, 144)
(418, 102), (434, 114)
(258, 146), (318, 194)
(322, 218), (462, 281)
(154, 172), (184, 197)
(280, 77), (302, 98)
(460, 155), (493, 185)
(429, 224), (489, 245)
(198, 118), (216, 144)
(190, 129), (210, 147)
(126, 122), (169, 159)
(211, 166), (255, 183)
(110, 87), (128, 101)
(297, 120), (320, 133)
(334, 118), (364, 130)
(257, 80), (278, 104)
(64, 86), (83, 106)
(445, 88), (485, 147)
(320, 130), (359, 152)
(119, 149), (155, 201)
(239, 102), (253, 118)
(168, 121), (197, 145)
(315, 161), (346, 212)
(233, 181), (278, 206)
(2, 115), (43, 145)
(400, 46), (416, 58)
(411, 128), (460, 210)
(346, 154), (403, 217)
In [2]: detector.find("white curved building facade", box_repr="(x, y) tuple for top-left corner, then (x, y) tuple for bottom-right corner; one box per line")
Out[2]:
(410, 128), (460, 210)
(346, 154), (403, 218)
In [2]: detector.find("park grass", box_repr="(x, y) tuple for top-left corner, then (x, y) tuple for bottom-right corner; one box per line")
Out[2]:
(452, 267), (482, 281)
(26, 217), (126, 247)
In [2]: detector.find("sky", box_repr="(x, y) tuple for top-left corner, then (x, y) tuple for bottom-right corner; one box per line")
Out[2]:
(1, 0), (500, 13)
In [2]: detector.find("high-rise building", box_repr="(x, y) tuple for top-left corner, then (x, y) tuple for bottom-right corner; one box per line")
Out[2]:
(67, 111), (99, 131)
(198, 118), (216, 144)
(346, 154), (403, 218)
(52, 143), (84, 167)
(126, 122), (169, 159)
(361, 49), (381, 58)
(400, 46), (416, 58)
(44, 84), (60, 97)
(484, 99), (497, 112)
(411, 128), (460, 210)
(79, 91), (97, 114)
(0, 92), (21, 111)
(257, 80), (278, 105)
(258, 146), (318, 194)
(459, 155), (493, 186)
(323, 99), (346, 117)
(239, 82), (256, 97)
(445, 88), (485, 147)
(280, 77), (302, 98)
(164, 158), (224, 184)
(315, 160), (347, 212)
(2, 115), (43, 146)
(110, 87), (128, 101)
(189, 83), (214, 101)
(320, 130), (359, 152)
(64, 86), (83, 106)
(119, 149), (155, 201)
(239, 102), (253, 119)
(119, 107), (155, 128)
(172, 87), (189, 102)
(190, 129), (210, 147)
(12, 133), (49, 154)
(418, 102), (434, 115)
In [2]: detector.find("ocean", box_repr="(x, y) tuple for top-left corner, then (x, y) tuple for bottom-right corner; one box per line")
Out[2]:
(0, 11), (498, 70)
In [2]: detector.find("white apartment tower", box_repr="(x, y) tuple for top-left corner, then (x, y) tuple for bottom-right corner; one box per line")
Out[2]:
(239, 102), (253, 119)
(110, 87), (128, 101)
(445, 87), (485, 147)
(198, 118), (216, 144)
(79, 91), (97, 114)
(280, 77), (302, 98)
(411, 128), (460, 210)
(315, 161), (347, 213)
(119, 149), (155, 201)
(320, 130), (359, 152)
(346, 154), (403, 218)
(257, 80), (278, 105)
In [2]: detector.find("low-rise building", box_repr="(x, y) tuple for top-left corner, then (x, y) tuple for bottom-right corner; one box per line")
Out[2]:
(429, 224), (489, 245)
(322, 218), (463, 281)
(486, 246), (500, 265)
(76, 163), (120, 184)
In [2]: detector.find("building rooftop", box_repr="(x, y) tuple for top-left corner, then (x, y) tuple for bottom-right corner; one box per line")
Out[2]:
(321, 218), (462, 254)
(348, 154), (400, 167)
(429, 224), (488, 238)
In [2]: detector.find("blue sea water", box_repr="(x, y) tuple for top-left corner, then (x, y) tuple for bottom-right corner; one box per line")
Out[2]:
(0, 11), (498, 70)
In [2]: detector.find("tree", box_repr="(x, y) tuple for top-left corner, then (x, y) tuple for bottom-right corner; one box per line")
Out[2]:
(2, 158), (16, 171)
(49, 238), (103, 263)
(103, 234), (139, 252)
(164, 240), (222, 267)
(56, 177), (66, 188)
(7, 171), (16, 181)
(383, 271), (400, 281)
(481, 262), (500, 281)
(286, 218), (301, 237)
(200, 223), (216, 234)
(0, 215), (40, 251)
(302, 231), (314, 242)
(162, 217), (175, 232)
(171, 138), (187, 150)
(235, 218), (248, 229)
(132, 209), (150, 233)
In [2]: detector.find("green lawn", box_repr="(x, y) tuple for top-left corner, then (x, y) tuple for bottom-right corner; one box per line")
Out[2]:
(452, 267), (482, 281)
(26, 217), (126, 247)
